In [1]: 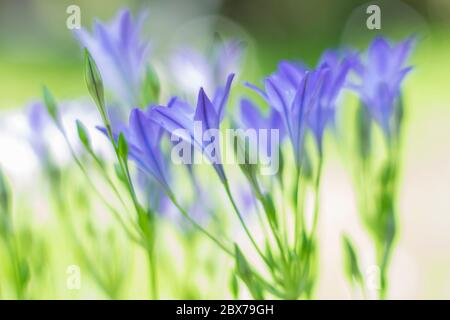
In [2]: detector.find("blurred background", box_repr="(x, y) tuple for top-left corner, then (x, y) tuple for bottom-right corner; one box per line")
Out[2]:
(0, 0), (449, 299)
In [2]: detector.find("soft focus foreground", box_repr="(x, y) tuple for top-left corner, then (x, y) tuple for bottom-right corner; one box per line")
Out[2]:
(0, 0), (449, 299)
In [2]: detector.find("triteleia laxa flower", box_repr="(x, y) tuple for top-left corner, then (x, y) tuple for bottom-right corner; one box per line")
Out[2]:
(249, 54), (351, 159)
(306, 51), (352, 153)
(76, 9), (151, 106)
(350, 36), (415, 138)
(239, 98), (285, 156)
(128, 108), (170, 192)
(99, 107), (170, 193)
(249, 61), (321, 163)
(150, 74), (235, 183)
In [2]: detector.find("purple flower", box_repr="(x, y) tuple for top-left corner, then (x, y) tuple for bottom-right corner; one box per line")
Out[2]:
(264, 62), (307, 162)
(150, 74), (235, 183)
(248, 61), (317, 163)
(239, 98), (285, 156)
(239, 99), (285, 136)
(248, 54), (350, 160)
(350, 36), (414, 138)
(307, 51), (352, 152)
(116, 107), (170, 193)
(129, 108), (169, 190)
(76, 9), (151, 106)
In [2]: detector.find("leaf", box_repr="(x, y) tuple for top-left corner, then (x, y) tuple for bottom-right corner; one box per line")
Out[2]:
(0, 168), (11, 234)
(229, 272), (239, 299)
(394, 94), (404, 139)
(118, 132), (129, 160)
(261, 193), (278, 229)
(19, 259), (30, 286)
(234, 244), (264, 300)
(114, 163), (127, 185)
(300, 147), (313, 181)
(137, 204), (155, 244)
(342, 235), (363, 287)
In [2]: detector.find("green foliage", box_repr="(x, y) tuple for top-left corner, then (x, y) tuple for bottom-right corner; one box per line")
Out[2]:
(141, 65), (161, 105)
(0, 168), (10, 216)
(234, 244), (264, 300)
(356, 102), (372, 160)
(76, 120), (92, 152)
(117, 133), (129, 161)
(342, 235), (363, 288)
(42, 86), (60, 127)
(229, 271), (240, 299)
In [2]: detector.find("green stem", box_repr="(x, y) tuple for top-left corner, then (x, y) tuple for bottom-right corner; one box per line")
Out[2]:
(293, 164), (305, 252)
(298, 156), (323, 298)
(59, 129), (143, 245)
(310, 157), (323, 237)
(147, 245), (158, 299)
(222, 180), (271, 268)
(5, 238), (25, 299)
(168, 193), (233, 256)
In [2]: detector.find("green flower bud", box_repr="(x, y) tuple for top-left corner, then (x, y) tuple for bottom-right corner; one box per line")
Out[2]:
(141, 65), (161, 106)
(42, 86), (61, 128)
(84, 49), (109, 127)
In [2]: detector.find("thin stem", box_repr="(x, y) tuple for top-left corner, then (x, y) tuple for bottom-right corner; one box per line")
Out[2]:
(5, 237), (25, 299)
(222, 180), (271, 267)
(57, 128), (143, 245)
(310, 156), (323, 237)
(87, 149), (134, 219)
(168, 193), (233, 256)
(147, 245), (158, 299)
(298, 155), (323, 295)
(293, 164), (305, 252)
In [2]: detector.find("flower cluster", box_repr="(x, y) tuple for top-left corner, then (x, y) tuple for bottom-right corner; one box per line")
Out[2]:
(33, 8), (415, 300)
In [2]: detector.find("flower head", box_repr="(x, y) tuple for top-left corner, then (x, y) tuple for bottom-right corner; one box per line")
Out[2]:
(99, 107), (170, 193)
(150, 74), (235, 183)
(248, 61), (319, 162)
(239, 98), (285, 137)
(307, 51), (352, 152)
(239, 98), (285, 156)
(350, 36), (415, 138)
(76, 9), (151, 106)
(127, 108), (170, 192)
(248, 53), (350, 160)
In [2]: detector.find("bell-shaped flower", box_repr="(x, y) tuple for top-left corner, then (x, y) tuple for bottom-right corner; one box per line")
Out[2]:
(239, 98), (285, 157)
(76, 9), (151, 106)
(98, 107), (170, 194)
(307, 51), (352, 153)
(350, 36), (414, 138)
(150, 74), (235, 183)
(250, 61), (322, 163)
(125, 108), (170, 193)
